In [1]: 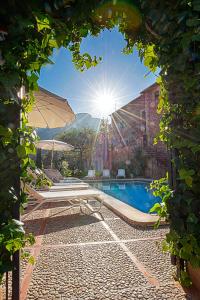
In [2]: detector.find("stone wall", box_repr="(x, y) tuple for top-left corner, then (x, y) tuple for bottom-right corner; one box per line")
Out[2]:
(110, 83), (169, 179)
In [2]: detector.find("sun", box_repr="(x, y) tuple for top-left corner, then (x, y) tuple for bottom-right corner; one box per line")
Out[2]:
(93, 88), (116, 117)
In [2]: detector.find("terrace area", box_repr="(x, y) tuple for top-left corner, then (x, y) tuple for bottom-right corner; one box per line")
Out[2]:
(18, 198), (189, 300)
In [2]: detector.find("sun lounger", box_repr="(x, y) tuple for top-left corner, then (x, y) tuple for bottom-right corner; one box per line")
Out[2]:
(49, 184), (89, 191)
(28, 167), (53, 185)
(102, 169), (110, 178)
(29, 168), (89, 191)
(44, 169), (83, 184)
(23, 185), (103, 220)
(116, 169), (126, 178)
(43, 168), (64, 183)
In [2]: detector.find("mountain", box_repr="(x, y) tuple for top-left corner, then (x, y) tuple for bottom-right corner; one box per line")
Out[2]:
(36, 113), (101, 139)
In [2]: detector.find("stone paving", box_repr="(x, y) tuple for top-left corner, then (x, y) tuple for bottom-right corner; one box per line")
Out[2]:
(19, 200), (191, 300)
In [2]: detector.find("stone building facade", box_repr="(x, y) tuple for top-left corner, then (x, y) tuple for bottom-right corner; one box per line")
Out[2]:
(110, 83), (169, 179)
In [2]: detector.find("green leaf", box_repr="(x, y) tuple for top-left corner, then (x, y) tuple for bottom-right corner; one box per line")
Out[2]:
(149, 202), (161, 213)
(27, 233), (35, 245)
(156, 76), (162, 84)
(28, 256), (35, 265)
(0, 126), (12, 137)
(179, 169), (195, 187)
(180, 270), (192, 287)
(162, 240), (169, 252)
(79, 28), (88, 37)
(28, 73), (39, 91)
(48, 39), (59, 48)
(185, 176), (193, 187)
(85, 60), (91, 68)
(36, 16), (51, 32)
(16, 145), (27, 158)
(29, 61), (41, 71)
(5, 239), (22, 252)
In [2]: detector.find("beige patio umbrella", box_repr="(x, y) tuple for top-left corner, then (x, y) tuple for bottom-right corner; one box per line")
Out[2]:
(36, 139), (74, 168)
(27, 87), (75, 128)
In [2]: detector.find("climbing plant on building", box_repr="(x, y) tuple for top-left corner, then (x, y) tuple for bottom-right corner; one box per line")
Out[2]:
(0, 0), (200, 289)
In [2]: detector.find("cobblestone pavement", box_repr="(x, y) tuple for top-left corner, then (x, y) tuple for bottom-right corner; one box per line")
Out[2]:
(18, 200), (191, 300)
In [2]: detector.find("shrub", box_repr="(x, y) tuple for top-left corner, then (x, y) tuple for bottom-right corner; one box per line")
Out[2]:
(60, 161), (72, 177)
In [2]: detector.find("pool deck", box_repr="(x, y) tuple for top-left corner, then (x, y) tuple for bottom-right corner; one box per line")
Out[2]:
(15, 200), (190, 299)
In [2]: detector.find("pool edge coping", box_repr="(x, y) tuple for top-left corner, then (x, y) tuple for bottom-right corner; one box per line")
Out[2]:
(96, 190), (166, 227)
(84, 177), (153, 183)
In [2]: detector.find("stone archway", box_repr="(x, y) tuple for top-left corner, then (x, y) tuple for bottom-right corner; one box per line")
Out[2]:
(0, 1), (199, 298)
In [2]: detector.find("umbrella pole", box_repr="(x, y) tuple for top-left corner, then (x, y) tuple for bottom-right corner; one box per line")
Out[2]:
(51, 141), (54, 168)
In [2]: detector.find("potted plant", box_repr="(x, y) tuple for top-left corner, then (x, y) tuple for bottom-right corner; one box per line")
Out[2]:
(187, 263), (200, 294)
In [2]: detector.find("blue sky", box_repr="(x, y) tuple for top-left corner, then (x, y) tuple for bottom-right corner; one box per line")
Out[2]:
(38, 27), (157, 118)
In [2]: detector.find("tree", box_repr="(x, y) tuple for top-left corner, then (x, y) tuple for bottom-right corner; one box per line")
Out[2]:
(57, 128), (96, 170)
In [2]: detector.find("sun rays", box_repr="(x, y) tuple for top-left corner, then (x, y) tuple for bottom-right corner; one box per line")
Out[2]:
(92, 85), (117, 117)
(90, 90), (147, 158)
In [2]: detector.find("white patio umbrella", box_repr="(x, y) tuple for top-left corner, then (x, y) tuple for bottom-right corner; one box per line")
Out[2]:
(36, 139), (74, 168)
(27, 87), (75, 128)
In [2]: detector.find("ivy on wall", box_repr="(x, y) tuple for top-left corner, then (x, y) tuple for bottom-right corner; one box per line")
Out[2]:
(143, 0), (200, 285)
(0, 0), (200, 285)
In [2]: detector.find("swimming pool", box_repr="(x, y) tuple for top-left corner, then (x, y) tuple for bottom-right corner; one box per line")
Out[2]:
(90, 181), (160, 213)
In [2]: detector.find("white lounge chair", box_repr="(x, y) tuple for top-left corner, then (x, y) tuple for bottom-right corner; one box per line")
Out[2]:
(44, 168), (84, 184)
(23, 185), (103, 220)
(49, 184), (89, 191)
(44, 168), (63, 182)
(29, 168), (89, 191)
(116, 169), (126, 178)
(86, 170), (96, 178)
(102, 169), (110, 178)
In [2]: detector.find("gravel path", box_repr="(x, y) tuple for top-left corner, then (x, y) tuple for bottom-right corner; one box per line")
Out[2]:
(18, 200), (190, 299)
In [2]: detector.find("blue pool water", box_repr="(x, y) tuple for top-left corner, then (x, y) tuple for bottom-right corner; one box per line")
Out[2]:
(90, 181), (160, 213)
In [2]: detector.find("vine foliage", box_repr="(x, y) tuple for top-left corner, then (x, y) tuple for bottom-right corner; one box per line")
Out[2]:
(0, 0), (200, 286)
